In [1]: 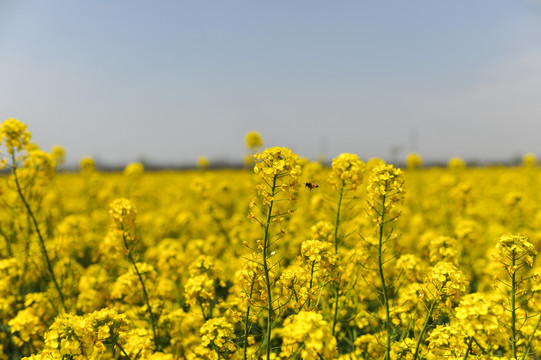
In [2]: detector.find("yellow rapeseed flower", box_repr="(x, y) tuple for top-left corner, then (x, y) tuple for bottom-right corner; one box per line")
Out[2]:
(245, 131), (263, 149)
(328, 153), (366, 190)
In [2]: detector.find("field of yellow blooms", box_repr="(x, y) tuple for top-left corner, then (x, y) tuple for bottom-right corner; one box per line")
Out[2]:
(1, 119), (541, 360)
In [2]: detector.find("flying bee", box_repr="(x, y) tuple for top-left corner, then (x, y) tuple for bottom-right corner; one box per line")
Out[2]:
(305, 182), (319, 190)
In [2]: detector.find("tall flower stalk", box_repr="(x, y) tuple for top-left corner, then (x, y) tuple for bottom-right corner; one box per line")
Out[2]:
(413, 261), (468, 360)
(0, 118), (66, 312)
(108, 198), (160, 350)
(327, 153), (365, 335)
(247, 147), (301, 360)
(366, 164), (405, 360)
(494, 233), (537, 359)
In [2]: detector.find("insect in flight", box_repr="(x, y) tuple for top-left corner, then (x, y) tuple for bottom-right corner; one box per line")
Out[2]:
(305, 182), (319, 190)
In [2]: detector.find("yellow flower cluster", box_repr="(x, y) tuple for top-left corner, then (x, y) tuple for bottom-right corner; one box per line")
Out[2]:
(27, 308), (134, 360)
(496, 233), (537, 266)
(424, 261), (469, 308)
(0, 118), (31, 155)
(79, 156), (96, 174)
(124, 161), (144, 178)
(253, 146), (301, 183)
(366, 164), (405, 225)
(406, 152), (423, 169)
(245, 131), (263, 149)
(108, 198), (137, 236)
(301, 239), (337, 272)
(310, 220), (334, 243)
(235, 253), (276, 305)
(455, 293), (501, 338)
(4, 118), (541, 359)
(280, 311), (338, 360)
(448, 156), (466, 170)
(328, 153), (365, 190)
(199, 317), (236, 352)
(426, 324), (469, 358)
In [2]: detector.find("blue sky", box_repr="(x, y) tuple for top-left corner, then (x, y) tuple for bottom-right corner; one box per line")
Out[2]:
(2, 1), (541, 166)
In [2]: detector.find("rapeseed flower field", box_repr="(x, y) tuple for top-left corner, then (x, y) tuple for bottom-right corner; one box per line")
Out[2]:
(1, 118), (541, 360)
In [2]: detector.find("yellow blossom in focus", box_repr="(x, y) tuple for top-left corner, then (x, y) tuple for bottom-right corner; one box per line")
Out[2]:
(424, 261), (468, 308)
(328, 153), (366, 190)
(199, 317), (236, 353)
(253, 146), (302, 204)
(301, 240), (337, 272)
(366, 164), (405, 225)
(496, 233), (537, 267)
(426, 324), (469, 358)
(280, 311), (337, 360)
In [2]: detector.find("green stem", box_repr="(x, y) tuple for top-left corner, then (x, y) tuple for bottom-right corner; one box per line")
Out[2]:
(262, 175), (277, 360)
(243, 274), (256, 360)
(307, 260), (315, 309)
(115, 340), (134, 360)
(331, 181), (344, 336)
(11, 152), (67, 312)
(462, 336), (474, 360)
(511, 254), (517, 359)
(333, 181), (344, 253)
(331, 284), (340, 337)
(122, 233), (160, 350)
(522, 312), (541, 360)
(412, 297), (438, 360)
(378, 190), (391, 360)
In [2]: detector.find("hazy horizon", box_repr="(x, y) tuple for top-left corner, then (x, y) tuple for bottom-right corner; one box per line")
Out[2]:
(2, 1), (541, 167)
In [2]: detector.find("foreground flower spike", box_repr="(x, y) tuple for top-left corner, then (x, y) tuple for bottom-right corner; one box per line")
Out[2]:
(108, 198), (161, 350)
(248, 146), (301, 360)
(327, 153), (366, 336)
(109, 198), (137, 240)
(412, 261), (468, 360)
(0, 118), (66, 312)
(366, 163), (405, 360)
(366, 164), (405, 226)
(494, 233), (538, 358)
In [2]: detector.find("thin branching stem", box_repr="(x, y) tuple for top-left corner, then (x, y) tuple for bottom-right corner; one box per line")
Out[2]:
(377, 189), (392, 360)
(243, 273), (257, 360)
(331, 181), (345, 336)
(412, 296), (438, 360)
(11, 152), (67, 312)
(511, 253), (517, 359)
(522, 312), (541, 360)
(261, 175), (277, 360)
(121, 233), (160, 350)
